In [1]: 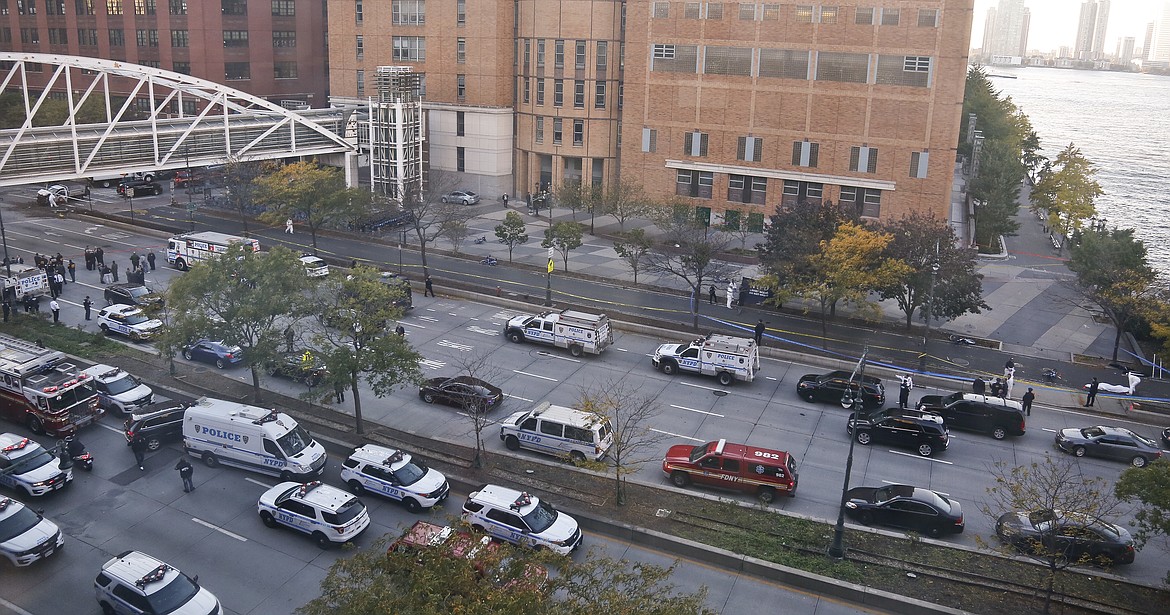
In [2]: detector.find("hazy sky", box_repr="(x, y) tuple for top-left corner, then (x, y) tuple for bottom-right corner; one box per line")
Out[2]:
(971, 0), (1154, 53)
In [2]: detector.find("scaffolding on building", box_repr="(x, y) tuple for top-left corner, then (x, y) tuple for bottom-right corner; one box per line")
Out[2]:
(369, 67), (426, 202)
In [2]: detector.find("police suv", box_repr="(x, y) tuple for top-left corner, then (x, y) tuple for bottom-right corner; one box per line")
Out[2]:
(0, 496), (64, 566)
(461, 484), (582, 555)
(95, 550), (222, 615)
(81, 364), (154, 416)
(0, 434), (71, 497)
(257, 481), (371, 549)
(339, 445), (450, 513)
(97, 305), (164, 341)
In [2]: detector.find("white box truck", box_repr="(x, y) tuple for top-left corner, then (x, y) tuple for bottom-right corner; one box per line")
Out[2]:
(182, 397), (327, 480)
(652, 333), (760, 385)
(502, 309), (613, 357)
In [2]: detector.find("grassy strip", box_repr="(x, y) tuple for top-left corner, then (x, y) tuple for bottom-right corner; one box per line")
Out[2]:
(0, 316), (127, 357)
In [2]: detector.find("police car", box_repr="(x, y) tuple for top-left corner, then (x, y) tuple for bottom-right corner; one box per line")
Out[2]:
(257, 481), (370, 549)
(461, 484), (582, 555)
(0, 496), (64, 566)
(0, 434), (71, 497)
(339, 445), (450, 513)
(81, 364), (154, 416)
(95, 550), (222, 615)
(298, 254), (330, 277)
(97, 304), (164, 341)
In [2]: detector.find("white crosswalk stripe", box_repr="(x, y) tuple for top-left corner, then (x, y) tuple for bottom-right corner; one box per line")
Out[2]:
(438, 340), (474, 351)
(418, 359), (447, 370)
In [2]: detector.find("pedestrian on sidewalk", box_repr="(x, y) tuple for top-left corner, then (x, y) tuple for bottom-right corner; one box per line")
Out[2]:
(110, 261), (119, 283)
(502, 193), (509, 207)
(175, 458), (195, 492)
(284, 326), (295, 353)
(1085, 377), (1100, 407)
(67, 260), (76, 282)
(1022, 388), (1035, 415)
(50, 299), (60, 323)
(131, 435), (147, 471)
(708, 285), (716, 305)
(424, 275), (434, 297)
(754, 319), (766, 345)
(333, 380), (345, 403)
(973, 376), (986, 396)
(285, 218), (294, 234)
(146, 251), (156, 271)
(83, 296), (92, 320)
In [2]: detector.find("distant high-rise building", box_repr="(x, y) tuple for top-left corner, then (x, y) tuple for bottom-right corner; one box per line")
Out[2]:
(1075, 1), (1111, 60)
(1092, 1), (1111, 59)
(1145, 22), (1156, 60)
(1118, 37), (1136, 64)
(989, 0), (1028, 57)
(982, 8), (998, 57)
(1020, 9), (1032, 56)
(1152, 4), (1170, 62)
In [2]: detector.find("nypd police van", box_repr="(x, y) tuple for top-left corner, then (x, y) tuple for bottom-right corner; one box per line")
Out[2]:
(0, 434), (71, 497)
(652, 333), (760, 385)
(499, 402), (613, 462)
(339, 444), (449, 513)
(182, 398), (326, 480)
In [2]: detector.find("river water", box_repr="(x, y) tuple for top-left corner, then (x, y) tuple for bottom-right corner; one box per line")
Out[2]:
(983, 67), (1170, 272)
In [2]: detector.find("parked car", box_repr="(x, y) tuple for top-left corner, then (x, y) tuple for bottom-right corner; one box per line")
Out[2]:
(104, 283), (165, 310)
(0, 495), (64, 566)
(298, 255), (329, 278)
(419, 375), (503, 413)
(441, 190), (480, 205)
(97, 305), (163, 341)
(123, 402), (187, 452)
(995, 509), (1135, 565)
(264, 351), (328, 387)
(182, 339), (244, 369)
(1054, 426), (1162, 467)
(916, 392), (1026, 440)
(390, 520), (548, 588)
(797, 371), (885, 409)
(1161, 426), (1170, 449)
(844, 483), (965, 538)
(257, 481), (370, 549)
(94, 550), (222, 615)
(847, 408), (949, 457)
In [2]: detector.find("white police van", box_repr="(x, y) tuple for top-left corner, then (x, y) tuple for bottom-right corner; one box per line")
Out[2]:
(499, 402), (613, 462)
(257, 481), (370, 549)
(182, 397), (327, 480)
(0, 496), (64, 566)
(81, 364), (154, 416)
(0, 434), (71, 497)
(95, 550), (222, 615)
(652, 333), (759, 385)
(97, 305), (163, 341)
(339, 444), (449, 512)
(461, 484), (582, 555)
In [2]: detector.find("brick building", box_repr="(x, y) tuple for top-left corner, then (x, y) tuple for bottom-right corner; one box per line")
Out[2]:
(330, 1), (973, 226)
(0, 0), (328, 109)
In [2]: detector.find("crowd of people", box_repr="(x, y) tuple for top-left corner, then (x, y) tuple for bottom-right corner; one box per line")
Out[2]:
(1, 245), (156, 323)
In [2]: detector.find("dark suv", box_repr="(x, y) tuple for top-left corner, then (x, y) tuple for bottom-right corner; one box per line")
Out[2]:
(917, 392), (1026, 440)
(847, 408), (950, 457)
(123, 402), (186, 451)
(104, 283), (165, 310)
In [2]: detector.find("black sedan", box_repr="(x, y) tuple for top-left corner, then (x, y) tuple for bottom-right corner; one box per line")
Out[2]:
(104, 283), (165, 310)
(995, 510), (1135, 566)
(419, 376), (503, 413)
(264, 351), (328, 387)
(844, 484), (964, 538)
(1054, 426), (1162, 468)
(797, 371), (885, 410)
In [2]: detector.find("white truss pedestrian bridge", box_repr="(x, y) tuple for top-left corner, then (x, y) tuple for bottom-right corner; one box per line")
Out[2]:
(0, 53), (357, 187)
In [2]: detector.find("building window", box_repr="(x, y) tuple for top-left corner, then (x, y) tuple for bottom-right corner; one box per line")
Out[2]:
(641, 127), (656, 152)
(573, 80), (584, 108)
(554, 40), (565, 68)
(455, 111), (465, 136)
(225, 62), (250, 80)
(676, 170), (713, 198)
(553, 118), (563, 145)
(652, 1), (668, 18)
(728, 175), (767, 204)
(18, 27), (37, 44)
(273, 31), (296, 47)
(77, 0), (97, 15)
(849, 146), (878, 173)
(573, 119), (583, 146)
(537, 39), (545, 68)
(271, 0), (294, 17)
(135, 0), (156, 14)
(108, 28), (123, 46)
(135, 29), (158, 47)
(536, 78), (545, 105)
(683, 131), (708, 157)
(172, 61), (190, 74)
(737, 136), (763, 162)
(704, 46), (752, 76)
(595, 81), (606, 108)
(355, 35), (363, 58)
(795, 5), (813, 22)
(653, 44), (675, 60)
(223, 30), (248, 47)
(762, 2), (779, 19)
(844, 187), (882, 217)
(738, 3), (756, 20)
(782, 180), (823, 206)
(854, 6), (872, 24)
(553, 79), (563, 106)
(106, 0), (122, 14)
(535, 116), (544, 143)
(274, 61), (297, 79)
(684, 2), (700, 19)
(47, 28), (66, 45)
(456, 0), (465, 25)
(816, 51), (869, 83)
(880, 7), (898, 25)
(523, 39), (531, 70)
(356, 69), (365, 96)
(457, 74), (466, 99)
(706, 2), (722, 18)
(917, 8), (938, 27)
(391, 0), (424, 24)
(170, 29), (188, 47)
(77, 28), (98, 46)
(874, 55), (931, 86)
(791, 140), (819, 167)
(456, 146), (465, 172)
(651, 44), (698, 73)
(392, 36), (425, 61)
(45, 0), (63, 15)
(596, 41), (607, 70)
(820, 6), (837, 23)
(618, 82), (623, 108)
(759, 49), (809, 79)
(457, 38), (466, 63)
(166, 0), (183, 15)
(221, 0), (245, 15)
(523, 77), (530, 103)
(575, 40), (586, 69)
(909, 151), (929, 178)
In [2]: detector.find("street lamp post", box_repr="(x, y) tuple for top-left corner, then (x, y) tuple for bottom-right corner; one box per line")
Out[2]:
(919, 259), (940, 372)
(1, 199), (13, 280)
(828, 348), (868, 560)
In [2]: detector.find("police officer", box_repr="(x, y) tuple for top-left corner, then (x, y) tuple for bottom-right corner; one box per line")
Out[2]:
(83, 296), (92, 320)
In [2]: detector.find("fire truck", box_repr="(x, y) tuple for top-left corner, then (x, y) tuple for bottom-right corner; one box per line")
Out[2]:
(0, 334), (104, 437)
(166, 231), (260, 271)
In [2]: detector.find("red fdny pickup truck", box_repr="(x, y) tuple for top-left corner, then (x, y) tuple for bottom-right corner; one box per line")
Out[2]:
(663, 438), (798, 504)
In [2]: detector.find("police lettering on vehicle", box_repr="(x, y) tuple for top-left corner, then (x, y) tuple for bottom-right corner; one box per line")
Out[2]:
(195, 425), (246, 443)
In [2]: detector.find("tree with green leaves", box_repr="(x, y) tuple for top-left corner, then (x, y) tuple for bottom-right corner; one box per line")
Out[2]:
(601, 180), (653, 232)
(1116, 458), (1170, 580)
(555, 179), (595, 222)
(441, 217), (470, 254)
(577, 378), (665, 506)
(310, 266), (423, 434)
(981, 455), (1129, 614)
(875, 213), (988, 329)
(494, 210), (529, 263)
(645, 203), (735, 329)
(970, 139), (1024, 248)
(1032, 143), (1102, 253)
(757, 201), (846, 306)
(613, 228), (654, 285)
(253, 161), (369, 254)
(542, 221), (584, 271)
(161, 244), (313, 402)
(1067, 228), (1157, 361)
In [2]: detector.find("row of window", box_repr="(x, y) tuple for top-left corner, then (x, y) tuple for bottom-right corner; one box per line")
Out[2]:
(0, 56), (295, 80)
(520, 38), (621, 73)
(652, 45), (932, 87)
(672, 170), (883, 217)
(15, 26), (297, 48)
(361, 0), (465, 27)
(651, 2), (938, 27)
(0, 0), (295, 17)
(520, 77), (618, 110)
(533, 116), (586, 147)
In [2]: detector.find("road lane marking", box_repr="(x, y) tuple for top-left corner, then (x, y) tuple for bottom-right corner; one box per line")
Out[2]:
(0, 597), (35, 615)
(765, 376), (778, 381)
(513, 369), (558, 382)
(438, 340), (473, 351)
(419, 359), (446, 370)
(536, 351), (581, 363)
(650, 428), (703, 442)
(888, 450), (953, 464)
(400, 321), (426, 329)
(467, 326), (498, 336)
(245, 477), (274, 489)
(615, 347), (628, 352)
(680, 381), (727, 393)
(96, 422), (124, 434)
(504, 393), (534, 402)
(192, 517), (247, 542)
(669, 404), (724, 418)
(1042, 428), (1057, 433)
(418, 316), (439, 322)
